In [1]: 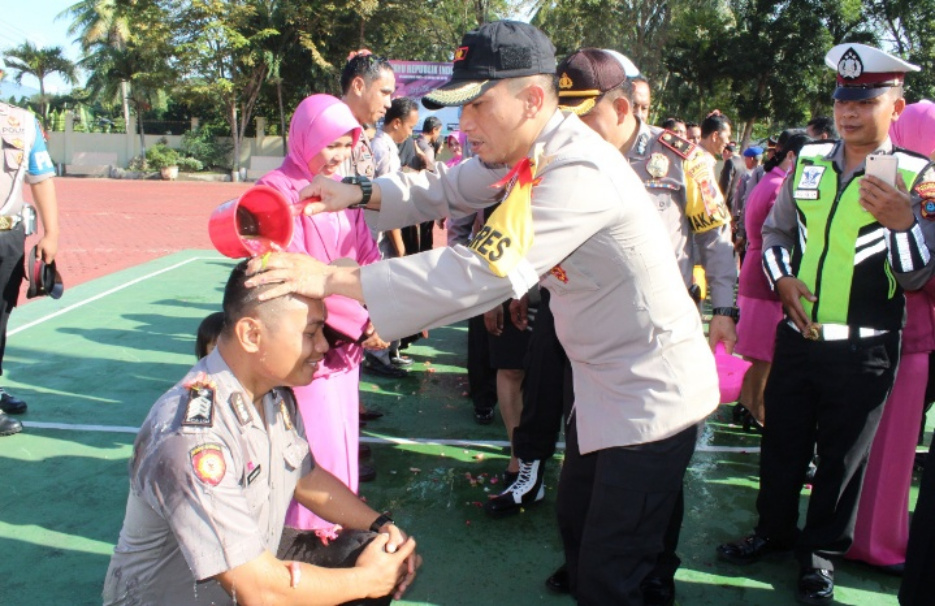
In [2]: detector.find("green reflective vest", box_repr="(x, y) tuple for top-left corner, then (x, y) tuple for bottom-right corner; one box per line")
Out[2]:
(790, 143), (929, 330)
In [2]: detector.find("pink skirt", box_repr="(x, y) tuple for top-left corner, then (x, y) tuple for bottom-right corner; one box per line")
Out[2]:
(285, 366), (360, 534)
(734, 295), (783, 362)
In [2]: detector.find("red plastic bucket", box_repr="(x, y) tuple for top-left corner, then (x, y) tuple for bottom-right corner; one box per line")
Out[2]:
(209, 185), (294, 258)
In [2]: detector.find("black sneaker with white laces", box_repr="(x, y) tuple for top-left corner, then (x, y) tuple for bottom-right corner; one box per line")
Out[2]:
(484, 458), (545, 517)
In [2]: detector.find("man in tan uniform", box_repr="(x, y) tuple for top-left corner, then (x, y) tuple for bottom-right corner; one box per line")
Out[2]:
(250, 21), (719, 605)
(0, 72), (60, 436)
(102, 262), (420, 605)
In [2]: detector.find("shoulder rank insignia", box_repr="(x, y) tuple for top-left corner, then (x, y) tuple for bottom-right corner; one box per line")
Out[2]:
(229, 393), (252, 426)
(181, 372), (216, 427)
(279, 399), (294, 431)
(658, 131), (695, 160)
(190, 443), (226, 486)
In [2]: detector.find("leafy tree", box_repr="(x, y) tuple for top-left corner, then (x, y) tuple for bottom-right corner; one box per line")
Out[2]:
(3, 42), (78, 128)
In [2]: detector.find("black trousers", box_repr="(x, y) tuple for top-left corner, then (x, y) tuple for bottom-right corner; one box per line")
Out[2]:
(278, 527), (392, 605)
(557, 419), (700, 605)
(901, 439), (935, 605)
(513, 289), (569, 460)
(467, 313), (497, 412)
(756, 322), (899, 570)
(0, 225), (25, 376)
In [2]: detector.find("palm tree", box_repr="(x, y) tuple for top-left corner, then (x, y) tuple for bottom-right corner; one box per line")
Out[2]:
(60, 0), (135, 130)
(3, 42), (78, 129)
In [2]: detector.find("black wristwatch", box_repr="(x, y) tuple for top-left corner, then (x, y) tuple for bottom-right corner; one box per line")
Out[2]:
(712, 306), (740, 323)
(342, 175), (373, 208)
(369, 513), (394, 533)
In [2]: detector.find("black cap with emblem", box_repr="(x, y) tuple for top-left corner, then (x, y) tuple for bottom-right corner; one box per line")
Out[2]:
(422, 21), (556, 110)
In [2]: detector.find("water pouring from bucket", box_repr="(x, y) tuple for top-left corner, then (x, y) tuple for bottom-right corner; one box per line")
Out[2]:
(209, 185), (296, 258)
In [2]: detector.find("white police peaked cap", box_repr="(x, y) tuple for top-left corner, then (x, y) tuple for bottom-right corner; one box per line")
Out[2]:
(602, 49), (641, 79)
(825, 43), (920, 101)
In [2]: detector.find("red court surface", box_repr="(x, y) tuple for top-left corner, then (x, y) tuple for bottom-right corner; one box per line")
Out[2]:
(22, 177), (252, 293)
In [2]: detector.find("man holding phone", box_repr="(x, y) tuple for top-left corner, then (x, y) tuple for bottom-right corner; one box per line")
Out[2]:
(717, 43), (935, 605)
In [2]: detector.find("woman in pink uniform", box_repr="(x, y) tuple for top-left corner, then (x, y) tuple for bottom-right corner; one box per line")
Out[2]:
(258, 94), (383, 542)
(847, 100), (935, 573)
(734, 131), (812, 430)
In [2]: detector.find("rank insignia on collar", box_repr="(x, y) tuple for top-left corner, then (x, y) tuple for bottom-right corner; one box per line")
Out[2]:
(190, 443), (226, 486)
(230, 393), (252, 426)
(182, 372), (217, 427)
(647, 153), (670, 179)
(658, 132), (694, 159)
(279, 400), (294, 431)
(635, 133), (650, 156)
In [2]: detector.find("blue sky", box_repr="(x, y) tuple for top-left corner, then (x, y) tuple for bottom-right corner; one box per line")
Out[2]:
(1, 0), (83, 93)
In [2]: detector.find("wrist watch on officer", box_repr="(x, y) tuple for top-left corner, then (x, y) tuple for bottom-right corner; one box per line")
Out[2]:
(712, 307), (740, 323)
(369, 513), (394, 533)
(341, 176), (373, 209)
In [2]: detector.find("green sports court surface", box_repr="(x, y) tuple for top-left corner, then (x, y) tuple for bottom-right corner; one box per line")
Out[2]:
(0, 251), (909, 605)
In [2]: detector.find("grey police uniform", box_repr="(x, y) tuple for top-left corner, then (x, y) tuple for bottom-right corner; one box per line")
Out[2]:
(102, 349), (313, 605)
(0, 103), (54, 372)
(357, 109), (719, 602)
(627, 121), (737, 307)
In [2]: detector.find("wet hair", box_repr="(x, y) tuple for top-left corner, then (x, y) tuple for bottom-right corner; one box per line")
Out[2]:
(221, 260), (282, 334)
(764, 129), (812, 172)
(195, 311), (225, 359)
(806, 116), (836, 138)
(340, 54), (393, 95)
(422, 116), (442, 133)
(384, 97), (419, 126)
(700, 112), (731, 138)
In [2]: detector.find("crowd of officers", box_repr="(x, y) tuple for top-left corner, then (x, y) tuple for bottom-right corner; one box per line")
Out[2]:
(47, 18), (933, 606)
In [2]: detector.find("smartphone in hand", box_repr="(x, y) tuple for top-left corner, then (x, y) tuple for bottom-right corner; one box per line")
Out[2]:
(865, 154), (899, 187)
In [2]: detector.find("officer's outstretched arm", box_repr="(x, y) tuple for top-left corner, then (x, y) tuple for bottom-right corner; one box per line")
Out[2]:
(215, 539), (416, 606)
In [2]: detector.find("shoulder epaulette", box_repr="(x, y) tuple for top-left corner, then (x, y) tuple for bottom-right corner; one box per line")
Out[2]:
(657, 131), (696, 159)
(893, 147), (932, 174)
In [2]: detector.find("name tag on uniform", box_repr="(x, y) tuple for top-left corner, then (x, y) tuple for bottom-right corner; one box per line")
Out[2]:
(794, 190), (819, 200)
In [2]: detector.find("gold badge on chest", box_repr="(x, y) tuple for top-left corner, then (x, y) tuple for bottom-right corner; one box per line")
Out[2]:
(647, 153), (670, 179)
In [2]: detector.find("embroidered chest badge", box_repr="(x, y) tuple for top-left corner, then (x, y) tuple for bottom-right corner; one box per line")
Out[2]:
(798, 166), (825, 189)
(190, 443), (226, 486)
(646, 153), (670, 179)
(181, 372), (216, 427)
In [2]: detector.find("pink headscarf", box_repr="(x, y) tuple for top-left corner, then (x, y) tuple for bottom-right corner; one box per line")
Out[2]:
(445, 131), (468, 167)
(257, 94), (361, 203)
(890, 100), (935, 158)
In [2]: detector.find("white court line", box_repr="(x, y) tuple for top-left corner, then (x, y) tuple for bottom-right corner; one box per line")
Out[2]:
(9, 255), (215, 336)
(22, 421), (773, 453)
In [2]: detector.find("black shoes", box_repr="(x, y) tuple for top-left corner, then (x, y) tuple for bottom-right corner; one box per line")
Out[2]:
(484, 458), (545, 517)
(716, 534), (790, 565)
(797, 567), (833, 605)
(0, 389), (27, 415)
(359, 409), (384, 422)
(359, 463), (376, 483)
(0, 411), (23, 436)
(389, 354), (413, 366)
(363, 357), (408, 378)
(641, 576), (675, 606)
(544, 564), (570, 594)
(474, 407), (494, 425)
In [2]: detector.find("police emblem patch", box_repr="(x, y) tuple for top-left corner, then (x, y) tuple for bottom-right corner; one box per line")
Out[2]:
(798, 166), (825, 190)
(454, 46), (469, 62)
(190, 443), (226, 486)
(917, 182), (935, 220)
(559, 72), (573, 90)
(647, 153), (670, 179)
(838, 48), (864, 80)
